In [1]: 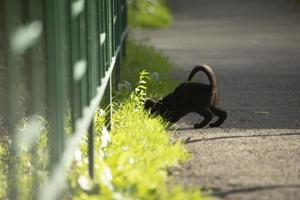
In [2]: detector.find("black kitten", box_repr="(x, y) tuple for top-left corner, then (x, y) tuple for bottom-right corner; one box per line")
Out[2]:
(144, 65), (227, 128)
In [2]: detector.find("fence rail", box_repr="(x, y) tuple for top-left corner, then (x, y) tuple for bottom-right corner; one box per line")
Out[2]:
(3, 0), (127, 199)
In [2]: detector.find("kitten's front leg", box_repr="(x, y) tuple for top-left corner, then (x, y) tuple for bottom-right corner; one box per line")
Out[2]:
(209, 106), (227, 127)
(194, 109), (213, 128)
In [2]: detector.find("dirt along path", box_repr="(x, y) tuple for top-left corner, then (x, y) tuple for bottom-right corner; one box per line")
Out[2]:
(133, 0), (300, 199)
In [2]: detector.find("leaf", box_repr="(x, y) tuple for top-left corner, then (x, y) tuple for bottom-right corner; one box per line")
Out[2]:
(139, 80), (147, 84)
(138, 85), (147, 90)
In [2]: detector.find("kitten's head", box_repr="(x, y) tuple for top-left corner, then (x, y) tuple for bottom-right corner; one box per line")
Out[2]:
(144, 98), (163, 115)
(144, 98), (175, 124)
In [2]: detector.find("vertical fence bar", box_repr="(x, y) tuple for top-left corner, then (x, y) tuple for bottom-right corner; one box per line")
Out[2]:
(114, 0), (121, 87)
(27, 0), (45, 199)
(107, 0), (113, 129)
(111, 0), (116, 54)
(70, 0), (83, 123)
(85, 0), (97, 179)
(115, 54), (121, 90)
(45, 0), (66, 169)
(94, 0), (101, 88)
(79, 2), (88, 111)
(86, 0), (97, 100)
(88, 121), (94, 178)
(105, 77), (113, 130)
(96, 0), (103, 85)
(98, 0), (104, 80)
(105, 0), (112, 71)
(101, 0), (108, 74)
(107, 0), (114, 128)
(110, 0), (114, 58)
(63, 0), (74, 134)
(28, 0), (45, 116)
(5, 0), (21, 198)
(121, 0), (127, 57)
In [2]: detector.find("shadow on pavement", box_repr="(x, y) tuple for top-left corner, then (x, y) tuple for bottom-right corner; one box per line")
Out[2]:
(183, 131), (300, 144)
(210, 184), (300, 198)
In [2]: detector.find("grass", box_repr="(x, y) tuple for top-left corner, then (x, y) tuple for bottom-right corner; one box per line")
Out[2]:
(67, 40), (210, 199)
(128, 0), (172, 28)
(67, 73), (210, 199)
(68, 100), (203, 199)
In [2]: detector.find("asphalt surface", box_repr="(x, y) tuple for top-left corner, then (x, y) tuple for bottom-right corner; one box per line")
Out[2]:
(133, 0), (300, 199)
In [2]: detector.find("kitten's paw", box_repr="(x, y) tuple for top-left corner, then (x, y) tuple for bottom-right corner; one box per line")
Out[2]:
(194, 124), (204, 129)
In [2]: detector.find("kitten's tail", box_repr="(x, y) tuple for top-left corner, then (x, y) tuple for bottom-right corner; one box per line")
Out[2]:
(187, 65), (218, 105)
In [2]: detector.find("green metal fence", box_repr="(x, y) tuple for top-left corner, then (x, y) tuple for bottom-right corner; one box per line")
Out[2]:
(4, 0), (127, 199)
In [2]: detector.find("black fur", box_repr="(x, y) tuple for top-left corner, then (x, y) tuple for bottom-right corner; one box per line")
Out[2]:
(144, 65), (227, 128)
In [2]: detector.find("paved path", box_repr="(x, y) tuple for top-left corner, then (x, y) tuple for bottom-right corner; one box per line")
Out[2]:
(134, 0), (300, 199)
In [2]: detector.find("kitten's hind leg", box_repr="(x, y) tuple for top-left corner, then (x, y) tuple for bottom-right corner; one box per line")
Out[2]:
(209, 106), (227, 127)
(194, 109), (213, 129)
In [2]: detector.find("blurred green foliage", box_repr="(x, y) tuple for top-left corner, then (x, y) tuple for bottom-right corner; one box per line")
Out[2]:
(0, 138), (9, 199)
(119, 38), (177, 100)
(128, 0), (172, 28)
(0, 121), (48, 199)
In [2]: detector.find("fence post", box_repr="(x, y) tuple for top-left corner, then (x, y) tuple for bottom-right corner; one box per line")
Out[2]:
(104, 77), (112, 130)
(88, 121), (94, 178)
(27, 0), (45, 198)
(44, 0), (66, 170)
(5, 0), (21, 198)
(86, 0), (97, 179)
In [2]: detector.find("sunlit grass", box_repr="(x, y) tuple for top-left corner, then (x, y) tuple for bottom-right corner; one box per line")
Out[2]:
(68, 97), (210, 200)
(67, 72), (210, 199)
